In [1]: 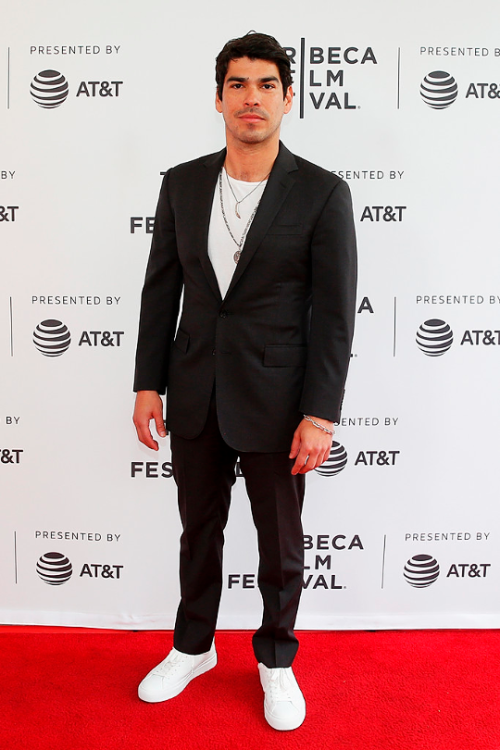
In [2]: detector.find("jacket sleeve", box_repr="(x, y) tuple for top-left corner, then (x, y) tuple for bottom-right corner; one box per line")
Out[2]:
(133, 169), (183, 393)
(299, 179), (357, 423)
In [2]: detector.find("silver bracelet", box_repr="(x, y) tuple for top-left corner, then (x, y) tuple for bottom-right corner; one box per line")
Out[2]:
(303, 414), (334, 436)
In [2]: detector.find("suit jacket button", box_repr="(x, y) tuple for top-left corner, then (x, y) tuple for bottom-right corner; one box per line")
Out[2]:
(219, 310), (228, 318)
(212, 349), (216, 355)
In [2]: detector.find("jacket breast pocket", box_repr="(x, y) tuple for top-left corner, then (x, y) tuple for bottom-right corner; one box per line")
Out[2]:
(266, 224), (303, 235)
(263, 345), (307, 367)
(173, 328), (190, 353)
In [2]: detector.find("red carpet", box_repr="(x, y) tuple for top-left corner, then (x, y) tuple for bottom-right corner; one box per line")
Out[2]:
(2, 628), (500, 750)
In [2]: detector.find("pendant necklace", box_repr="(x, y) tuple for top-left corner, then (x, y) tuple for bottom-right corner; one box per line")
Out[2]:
(225, 167), (269, 219)
(219, 170), (265, 264)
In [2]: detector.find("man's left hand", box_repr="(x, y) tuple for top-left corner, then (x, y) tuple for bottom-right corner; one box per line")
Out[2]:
(289, 417), (334, 475)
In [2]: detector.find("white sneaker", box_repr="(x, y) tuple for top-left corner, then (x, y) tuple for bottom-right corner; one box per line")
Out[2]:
(258, 663), (306, 731)
(138, 644), (217, 703)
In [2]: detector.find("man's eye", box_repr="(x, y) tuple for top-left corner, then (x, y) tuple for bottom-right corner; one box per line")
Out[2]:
(262, 84), (275, 89)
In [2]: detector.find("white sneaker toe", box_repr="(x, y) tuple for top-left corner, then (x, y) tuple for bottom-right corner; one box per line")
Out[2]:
(258, 663), (306, 731)
(138, 644), (217, 703)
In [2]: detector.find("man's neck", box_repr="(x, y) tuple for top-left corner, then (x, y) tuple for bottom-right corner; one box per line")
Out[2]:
(224, 136), (280, 182)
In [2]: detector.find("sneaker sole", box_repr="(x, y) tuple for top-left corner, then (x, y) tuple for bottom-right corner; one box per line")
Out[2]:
(138, 650), (217, 703)
(264, 705), (306, 731)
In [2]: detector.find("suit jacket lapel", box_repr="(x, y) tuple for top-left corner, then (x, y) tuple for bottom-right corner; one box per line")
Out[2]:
(224, 143), (298, 300)
(197, 148), (226, 303)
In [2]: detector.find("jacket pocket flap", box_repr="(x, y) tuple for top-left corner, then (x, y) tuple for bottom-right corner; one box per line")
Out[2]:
(263, 345), (307, 367)
(174, 328), (190, 353)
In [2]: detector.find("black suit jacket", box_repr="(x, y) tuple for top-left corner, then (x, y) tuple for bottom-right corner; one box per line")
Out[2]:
(134, 143), (357, 453)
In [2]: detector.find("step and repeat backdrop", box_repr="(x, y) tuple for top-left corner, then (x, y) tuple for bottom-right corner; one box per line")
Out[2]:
(2, 0), (500, 629)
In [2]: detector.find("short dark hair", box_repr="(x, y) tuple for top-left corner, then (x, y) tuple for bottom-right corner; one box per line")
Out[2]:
(215, 32), (293, 100)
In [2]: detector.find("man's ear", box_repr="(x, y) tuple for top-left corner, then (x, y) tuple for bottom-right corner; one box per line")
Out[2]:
(215, 90), (223, 113)
(284, 86), (293, 113)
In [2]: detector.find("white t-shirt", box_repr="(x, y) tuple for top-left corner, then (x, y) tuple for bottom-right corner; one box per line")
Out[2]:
(208, 169), (267, 298)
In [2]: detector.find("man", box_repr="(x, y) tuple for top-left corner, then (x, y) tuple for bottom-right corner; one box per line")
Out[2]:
(133, 31), (357, 731)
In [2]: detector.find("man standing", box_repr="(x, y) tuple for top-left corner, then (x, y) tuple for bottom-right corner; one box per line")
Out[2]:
(133, 32), (357, 731)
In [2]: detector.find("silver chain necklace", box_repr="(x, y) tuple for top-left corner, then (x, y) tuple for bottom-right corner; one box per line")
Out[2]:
(224, 167), (268, 218)
(219, 170), (263, 264)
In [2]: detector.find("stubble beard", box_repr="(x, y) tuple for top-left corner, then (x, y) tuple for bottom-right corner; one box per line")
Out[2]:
(229, 117), (281, 147)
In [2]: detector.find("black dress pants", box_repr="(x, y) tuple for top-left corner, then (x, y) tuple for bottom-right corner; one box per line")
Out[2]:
(170, 394), (305, 668)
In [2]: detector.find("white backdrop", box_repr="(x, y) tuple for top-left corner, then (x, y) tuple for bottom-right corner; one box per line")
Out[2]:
(2, 0), (500, 629)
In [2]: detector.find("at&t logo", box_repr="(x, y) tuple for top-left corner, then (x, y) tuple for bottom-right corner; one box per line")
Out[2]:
(465, 83), (500, 99)
(404, 554), (491, 588)
(30, 70), (69, 108)
(30, 70), (123, 108)
(416, 319), (453, 356)
(417, 318), (500, 354)
(37, 552), (73, 585)
(420, 71), (500, 108)
(33, 319), (71, 357)
(0, 206), (19, 222)
(315, 443), (400, 476)
(36, 551), (123, 583)
(315, 442), (347, 476)
(447, 563), (491, 578)
(420, 71), (458, 109)
(1, 449), (23, 464)
(360, 206), (406, 222)
(404, 554), (440, 587)
(33, 319), (124, 355)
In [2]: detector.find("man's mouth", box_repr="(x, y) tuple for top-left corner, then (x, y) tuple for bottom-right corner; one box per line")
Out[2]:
(237, 109), (266, 122)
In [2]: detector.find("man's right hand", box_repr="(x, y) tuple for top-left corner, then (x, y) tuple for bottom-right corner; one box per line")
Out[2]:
(133, 390), (167, 451)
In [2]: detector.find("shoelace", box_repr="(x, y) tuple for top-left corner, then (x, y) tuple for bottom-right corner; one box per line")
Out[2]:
(154, 650), (189, 677)
(266, 669), (294, 702)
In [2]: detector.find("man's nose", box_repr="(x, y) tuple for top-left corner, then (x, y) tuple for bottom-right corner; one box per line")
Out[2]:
(244, 86), (261, 107)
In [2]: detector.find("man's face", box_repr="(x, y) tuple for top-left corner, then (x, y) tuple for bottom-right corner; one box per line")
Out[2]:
(216, 57), (293, 147)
